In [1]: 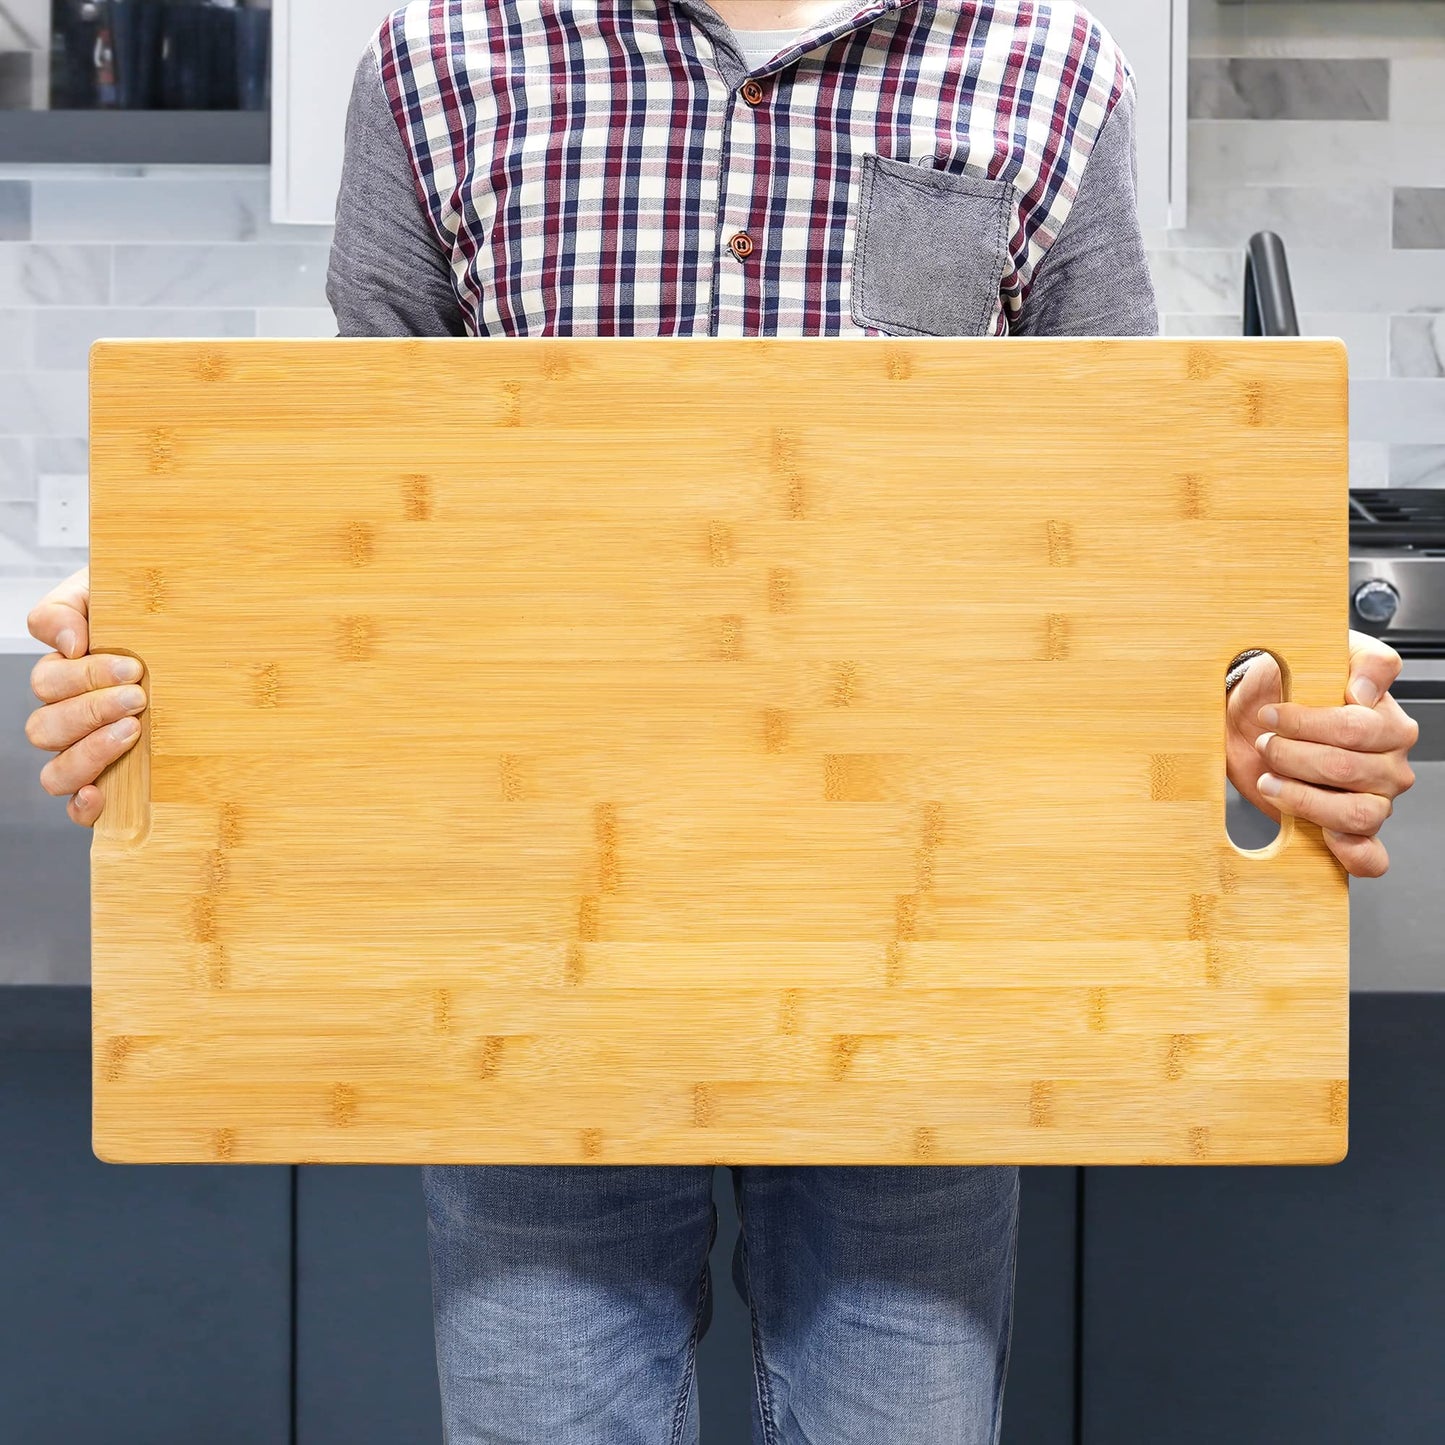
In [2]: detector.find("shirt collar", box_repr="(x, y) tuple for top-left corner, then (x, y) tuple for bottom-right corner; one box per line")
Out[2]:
(669, 0), (923, 80)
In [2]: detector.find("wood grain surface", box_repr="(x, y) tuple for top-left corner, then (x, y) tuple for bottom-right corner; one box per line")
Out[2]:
(88, 336), (1350, 1165)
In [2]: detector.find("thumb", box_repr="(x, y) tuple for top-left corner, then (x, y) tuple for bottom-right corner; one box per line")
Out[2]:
(27, 565), (90, 658)
(1346, 628), (1402, 708)
(1228, 651), (1283, 743)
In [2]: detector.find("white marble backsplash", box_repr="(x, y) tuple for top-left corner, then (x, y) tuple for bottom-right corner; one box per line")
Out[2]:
(0, 0), (1443, 641)
(1392, 314), (1445, 377)
(1157, 0), (1445, 491)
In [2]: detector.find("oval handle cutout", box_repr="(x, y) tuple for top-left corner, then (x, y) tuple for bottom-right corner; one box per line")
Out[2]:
(1225, 647), (1292, 858)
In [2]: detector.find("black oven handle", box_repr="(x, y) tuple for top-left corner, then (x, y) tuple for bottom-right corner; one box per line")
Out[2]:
(1390, 678), (1445, 762)
(1243, 232), (1300, 339)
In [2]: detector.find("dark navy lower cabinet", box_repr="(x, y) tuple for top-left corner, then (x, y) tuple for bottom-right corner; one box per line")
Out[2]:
(0, 989), (291, 1445)
(1080, 993), (1445, 1445)
(7, 988), (1443, 1444)
(294, 1166), (444, 1445)
(1001, 1167), (1079, 1445)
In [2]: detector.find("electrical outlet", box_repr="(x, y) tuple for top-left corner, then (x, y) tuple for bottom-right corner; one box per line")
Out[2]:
(37, 473), (89, 549)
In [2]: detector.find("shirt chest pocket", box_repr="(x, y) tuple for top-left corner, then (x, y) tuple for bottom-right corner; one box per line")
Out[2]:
(850, 152), (1015, 338)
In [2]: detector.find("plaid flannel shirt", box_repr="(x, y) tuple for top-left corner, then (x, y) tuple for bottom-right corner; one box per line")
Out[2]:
(358, 0), (1153, 339)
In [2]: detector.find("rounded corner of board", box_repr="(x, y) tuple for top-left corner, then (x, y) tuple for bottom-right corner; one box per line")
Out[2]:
(88, 338), (126, 378)
(90, 1124), (129, 1166)
(1317, 334), (1351, 381)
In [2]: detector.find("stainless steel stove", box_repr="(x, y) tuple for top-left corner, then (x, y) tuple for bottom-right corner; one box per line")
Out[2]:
(1345, 488), (1445, 989)
(1350, 488), (1445, 737)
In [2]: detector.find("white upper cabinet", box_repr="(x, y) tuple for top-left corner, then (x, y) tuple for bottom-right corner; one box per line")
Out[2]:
(270, 0), (393, 227)
(271, 0), (1188, 230)
(1087, 0), (1190, 232)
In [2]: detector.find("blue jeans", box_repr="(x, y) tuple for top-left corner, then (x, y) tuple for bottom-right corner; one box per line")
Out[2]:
(424, 1163), (1020, 1444)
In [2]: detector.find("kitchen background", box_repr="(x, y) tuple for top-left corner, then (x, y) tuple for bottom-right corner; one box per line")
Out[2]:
(1, 0), (1444, 614)
(2, 1), (1443, 1443)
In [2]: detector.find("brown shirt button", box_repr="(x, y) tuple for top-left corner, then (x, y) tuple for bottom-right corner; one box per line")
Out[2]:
(740, 78), (764, 105)
(729, 231), (754, 259)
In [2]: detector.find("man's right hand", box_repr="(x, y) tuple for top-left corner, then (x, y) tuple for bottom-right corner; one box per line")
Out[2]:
(25, 566), (148, 828)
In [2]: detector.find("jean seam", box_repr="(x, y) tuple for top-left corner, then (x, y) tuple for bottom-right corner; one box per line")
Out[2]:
(670, 1254), (711, 1445)
(422, 1172), (454, 1445)
(746, 1278), (780, 1445)
(734, 1188), (780, 1445)
(990, 1170), (1024, 1445)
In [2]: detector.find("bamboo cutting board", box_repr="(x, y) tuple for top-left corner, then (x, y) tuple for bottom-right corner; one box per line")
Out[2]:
(89, 337), (1350, 1166)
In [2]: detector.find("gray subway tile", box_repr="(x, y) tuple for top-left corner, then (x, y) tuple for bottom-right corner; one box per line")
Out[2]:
(1285, 249), (1445, 315)
(1191, 4), (1445, 61)
(1174, 183), (1389, 252)
(1350, 442), (1389, 491)
(113, 244), (332, 308)
(1390, 315), (1445, 378)
(34, 437), (87, 473)
(0, 500), (42, 566)
(1189, 121), (1445, 189)
(1392, 58), (1445, 127)
(1189, 58), (1389, 121)
(35, 308), (255, 371)
(255, 308), (339, 338)
(1146, 249), (1243, 316)
(0, 372), (87, 436)
(1351, 380), (1445, 445)
(0, 246), (109, 307)
(0, 182), (29, 241)
(0, 164), (120, 181)
(0, 308), (32, 367)
(1390, 445), (1445, 488)
(0, 436), (32, 501)
(1161, 314), (1241, 337)
(1394, 188), (1445, 250)
(33, 175), (332, 245)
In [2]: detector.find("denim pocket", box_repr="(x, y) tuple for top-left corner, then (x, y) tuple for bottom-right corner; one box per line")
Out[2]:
(850, 151), (1014, 338)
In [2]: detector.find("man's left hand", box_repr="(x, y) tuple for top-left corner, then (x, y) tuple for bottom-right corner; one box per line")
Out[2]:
(1225, 630), (1419, 878)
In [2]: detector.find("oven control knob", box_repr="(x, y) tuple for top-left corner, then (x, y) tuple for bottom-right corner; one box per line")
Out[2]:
(1352, 578), (1400, 625)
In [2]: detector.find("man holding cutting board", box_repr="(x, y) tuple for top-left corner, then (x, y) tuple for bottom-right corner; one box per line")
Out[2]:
(25, 0), (1421, 1440)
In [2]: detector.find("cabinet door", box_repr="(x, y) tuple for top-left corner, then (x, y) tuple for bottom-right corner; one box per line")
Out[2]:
(0, 997), (291, 1445)
(1080, 995), (1445, 1445)
(1087, 0), (1189, 231)
(294, 1166), (444, 1444)
(1002, 1168), (1079, 1445)
(271, 0), (394, 226)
